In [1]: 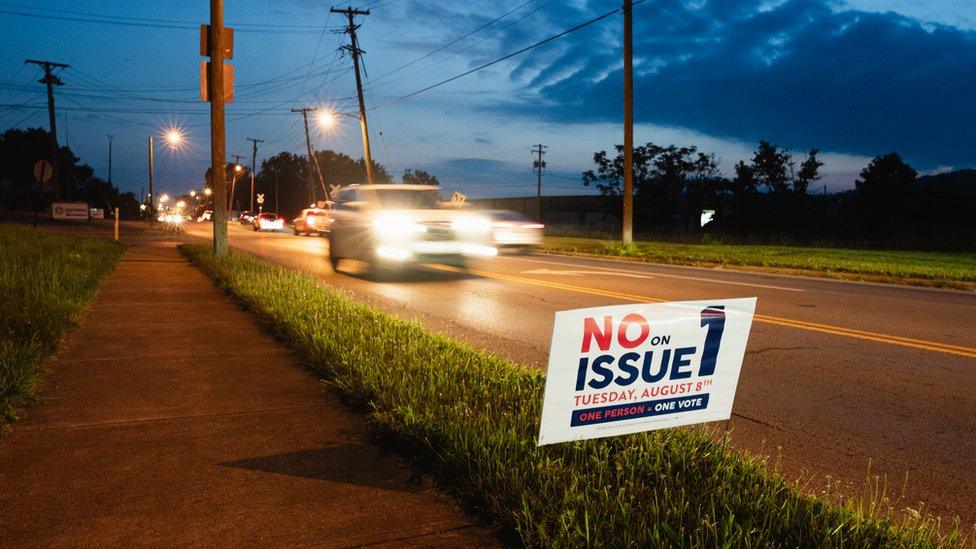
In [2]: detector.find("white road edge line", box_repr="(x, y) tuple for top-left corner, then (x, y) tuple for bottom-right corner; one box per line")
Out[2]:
(505, 255), (805, 292)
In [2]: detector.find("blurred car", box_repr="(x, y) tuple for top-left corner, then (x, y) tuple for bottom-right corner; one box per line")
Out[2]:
(197, 210), (212, 222)
(239, 211), (255, 224)
(328, 184), (496, 275)
(486, 210), (544, 251)
(292, 207), (332, 236)
(252, 212), (284, 231)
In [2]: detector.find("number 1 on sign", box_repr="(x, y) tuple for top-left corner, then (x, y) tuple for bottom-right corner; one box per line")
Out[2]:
(699, 306), (726, 376)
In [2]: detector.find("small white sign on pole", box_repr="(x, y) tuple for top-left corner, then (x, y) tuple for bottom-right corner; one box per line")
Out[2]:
(538, 298), (756, 445)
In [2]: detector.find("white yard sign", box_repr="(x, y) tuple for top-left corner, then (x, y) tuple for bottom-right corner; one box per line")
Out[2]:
(538, 298), (756, 445)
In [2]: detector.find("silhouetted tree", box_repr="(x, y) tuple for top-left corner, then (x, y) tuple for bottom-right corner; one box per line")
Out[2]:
(854, 152), (916, 234)
(752, 140), (792, 194)
(794, 149), (823, 194)
(402, 169), (439, 186)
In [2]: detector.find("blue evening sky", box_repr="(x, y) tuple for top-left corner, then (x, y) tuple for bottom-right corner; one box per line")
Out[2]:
(0, 0), (973, 198)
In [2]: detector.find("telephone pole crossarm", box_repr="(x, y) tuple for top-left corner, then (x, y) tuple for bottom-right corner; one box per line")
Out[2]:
(246, 137), (263, 212)
(330, 6), (374, 185)
(25, 59), (70, 201)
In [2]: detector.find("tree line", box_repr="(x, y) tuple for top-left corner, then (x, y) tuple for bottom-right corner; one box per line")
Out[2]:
(0, 126), (440, 219)
(582, 140), (975, 250)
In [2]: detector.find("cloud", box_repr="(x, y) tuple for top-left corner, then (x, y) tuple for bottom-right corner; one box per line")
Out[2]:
(495, 0), (976, 169)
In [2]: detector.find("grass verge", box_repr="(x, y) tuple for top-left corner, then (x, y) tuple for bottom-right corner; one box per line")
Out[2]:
(182, 244), (965, 546)
(542, 237), (976, 289)
(0, 225), (123, 427)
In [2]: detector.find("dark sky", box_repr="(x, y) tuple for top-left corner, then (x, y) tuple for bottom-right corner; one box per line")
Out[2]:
(1, 0), (973, 198)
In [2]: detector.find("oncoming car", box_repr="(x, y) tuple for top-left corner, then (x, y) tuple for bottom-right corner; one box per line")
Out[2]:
(252, 212), (284, 231)
(328, 184), (496, 275)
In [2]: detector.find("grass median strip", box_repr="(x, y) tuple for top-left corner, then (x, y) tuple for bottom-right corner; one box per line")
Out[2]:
(542, 237), (976, 288)
(1, 225), (124, 427)
(182, 244), (964, 546)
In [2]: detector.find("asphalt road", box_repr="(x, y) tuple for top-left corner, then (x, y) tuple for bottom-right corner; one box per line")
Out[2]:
(183, 222), (976, 525)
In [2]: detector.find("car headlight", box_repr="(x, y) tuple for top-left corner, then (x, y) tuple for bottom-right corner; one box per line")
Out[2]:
(451, 215), (492, 233)
(372, 213), (426, 238)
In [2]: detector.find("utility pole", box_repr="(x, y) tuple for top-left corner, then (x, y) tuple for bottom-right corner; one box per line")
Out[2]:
(621, 0), (634, 244)
(148, 136), (155, 223)
(207, 0), (229, 256)
(230, 154), (244, 212)
(25, 59), (69, 201)
(532, 143), (547, 222)
(246, 137), (263, 211)
(331, 6), (374, 185)
(292, 107), (326, 205)
(107, 135), (113, 186)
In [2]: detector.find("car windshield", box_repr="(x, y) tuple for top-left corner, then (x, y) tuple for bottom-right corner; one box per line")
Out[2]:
(263, 214), (277, 220)
(360, 189), (440, 210)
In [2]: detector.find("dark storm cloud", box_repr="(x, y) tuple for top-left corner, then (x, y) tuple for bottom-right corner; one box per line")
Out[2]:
(493, 0), (975, 167)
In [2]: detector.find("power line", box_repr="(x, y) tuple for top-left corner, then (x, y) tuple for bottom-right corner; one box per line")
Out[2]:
(370, 0), (541, 84)
(0, 5), (336, 33)
(372, 7), (620, 110)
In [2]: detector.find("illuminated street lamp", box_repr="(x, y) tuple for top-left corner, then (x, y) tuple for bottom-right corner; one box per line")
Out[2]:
(164, 129), (184, 148)
(189, 190), (197, 198)
(147, 127), (187, 224)
(204, 187), (212, 196)
(317, 111), (335, 128)
(176, 200), (186, 210)
(160, 193), (169, 204)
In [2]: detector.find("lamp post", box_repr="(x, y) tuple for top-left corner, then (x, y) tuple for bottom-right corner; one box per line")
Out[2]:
(148, 129), (185, 223)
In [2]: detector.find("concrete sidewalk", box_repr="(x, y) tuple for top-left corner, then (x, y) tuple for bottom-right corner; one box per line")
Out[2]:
(0, 241), (495, 547)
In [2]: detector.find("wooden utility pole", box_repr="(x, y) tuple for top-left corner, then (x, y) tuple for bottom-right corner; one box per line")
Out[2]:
(621, 0), (634, 244)
(107, 134), (113, 186)
(292, 107), (321, 205)
(331, 6), (374, 184)
(25, 59), (69, 201)
(246, 137), (263, 211)
(230, 154), (245, 212)
(147, 136), (155, 223)
(532, 143), (547, 222)
(208, 0), (228, 256)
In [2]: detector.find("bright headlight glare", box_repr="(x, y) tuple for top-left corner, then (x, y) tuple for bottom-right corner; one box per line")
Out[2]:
(451, 215), (492, 233)
(372, 213), (426, 237)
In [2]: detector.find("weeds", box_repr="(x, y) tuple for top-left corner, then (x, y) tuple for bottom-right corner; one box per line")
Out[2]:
(182, 244), (964, 546)
(0, 225), (123, 425)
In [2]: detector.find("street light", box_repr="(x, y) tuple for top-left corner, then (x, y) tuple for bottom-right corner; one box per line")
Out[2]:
(317, 111), (335, 128)
(147, 127), (187, 224)
(204, 187), (212, 196)
(189, 190), (197, 198)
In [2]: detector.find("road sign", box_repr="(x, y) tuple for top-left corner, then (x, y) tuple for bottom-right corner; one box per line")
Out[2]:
(33, 159), (53, 183)
(537, 298), (756, 445)
(200, 61), (234, 103)
(256, 193), (265, 205)
(199, 25), (234, 59)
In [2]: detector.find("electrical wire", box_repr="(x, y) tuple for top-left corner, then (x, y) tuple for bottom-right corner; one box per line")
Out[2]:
(372, 6), (620, 110)
(370, 0), (541, 83)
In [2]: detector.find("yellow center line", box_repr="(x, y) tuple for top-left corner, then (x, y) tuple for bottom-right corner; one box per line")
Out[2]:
(431, 264), (976, 360)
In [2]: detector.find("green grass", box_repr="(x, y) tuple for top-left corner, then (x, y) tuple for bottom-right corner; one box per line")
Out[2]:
(542, 237), (976, 287)
(182, 244), (966, 547)
(0, 225), (124, 426)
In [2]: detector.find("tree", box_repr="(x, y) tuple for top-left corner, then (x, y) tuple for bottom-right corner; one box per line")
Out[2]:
(853, 152), (917, 233)
(583, 142), (722, 229)
(794, 149), (823, 194)
(314, 150), (392, 188)
(752, 140), (792, 194)
(402, 169), (439, 186)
